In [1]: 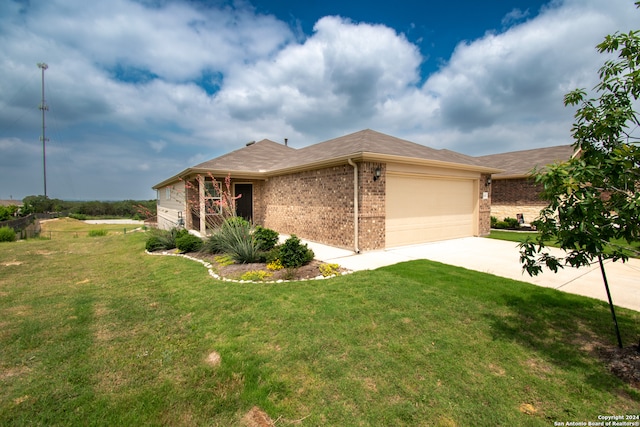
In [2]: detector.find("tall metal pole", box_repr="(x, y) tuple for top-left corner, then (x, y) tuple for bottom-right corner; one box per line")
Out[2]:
(37, 62), (49, 197)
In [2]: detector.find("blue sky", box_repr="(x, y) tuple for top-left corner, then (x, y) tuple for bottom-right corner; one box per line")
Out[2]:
(0, 0), (637, 200)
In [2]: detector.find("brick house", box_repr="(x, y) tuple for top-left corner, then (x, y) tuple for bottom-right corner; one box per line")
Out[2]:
(153, 129), (500, 251)
(477, 145), (577, 224)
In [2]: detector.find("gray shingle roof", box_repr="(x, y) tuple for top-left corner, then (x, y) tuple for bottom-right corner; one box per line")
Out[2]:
(476, 145), (576, 178)
(153, 129), (501, 189)
(192, 139), (295, 172)
(268, 129), (486, 170)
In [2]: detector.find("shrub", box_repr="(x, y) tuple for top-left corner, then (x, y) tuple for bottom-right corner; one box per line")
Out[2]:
(490, 216), (498, 228)
(493, 217), (520, 230)
(176, 233), (203, 252)
(239, 270), (272, 281)
(503, 217), (520, 229)
(88, 229), (108, 237)
(266, 258), (284, 271)
(145, 227), (186, 251)
(0, 226), (17, 242)
(203, 217), (261, 263)
(69, 213), (88, 221)
(278, 235), (314, 268)
(319, 263), (340, 277)
(254, 226), (279, 251)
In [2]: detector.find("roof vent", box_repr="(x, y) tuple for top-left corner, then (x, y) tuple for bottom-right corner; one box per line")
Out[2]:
(284, 138), (288, 146)
(246, 141), (255, 146)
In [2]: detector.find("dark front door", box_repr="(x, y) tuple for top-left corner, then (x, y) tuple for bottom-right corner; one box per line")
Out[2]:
(235, 183), (253, 222)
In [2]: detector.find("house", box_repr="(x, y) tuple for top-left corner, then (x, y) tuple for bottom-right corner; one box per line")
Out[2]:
(477, 145), (577, 224)
(153, 129), (501, 251)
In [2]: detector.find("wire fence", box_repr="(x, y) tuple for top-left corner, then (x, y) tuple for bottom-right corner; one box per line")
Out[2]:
(0, 213), (66, 239)
(0, 213), (149, 240)
(39, 227), (146, 240)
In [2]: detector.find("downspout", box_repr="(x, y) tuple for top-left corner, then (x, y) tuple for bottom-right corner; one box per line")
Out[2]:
(347, 158), (360, 253)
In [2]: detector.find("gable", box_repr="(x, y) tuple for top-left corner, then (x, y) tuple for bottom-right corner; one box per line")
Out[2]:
(477, 145), (576, 178)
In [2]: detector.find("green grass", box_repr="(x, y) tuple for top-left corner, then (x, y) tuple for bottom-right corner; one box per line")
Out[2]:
(0, 219), (638, 426)
(487, 229), (640, 258)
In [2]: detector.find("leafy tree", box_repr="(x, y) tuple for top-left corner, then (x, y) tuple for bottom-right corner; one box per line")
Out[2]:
(519, 10), (640, 348)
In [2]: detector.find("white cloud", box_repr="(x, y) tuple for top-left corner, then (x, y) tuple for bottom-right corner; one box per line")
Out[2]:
(0, 0), (638, 199)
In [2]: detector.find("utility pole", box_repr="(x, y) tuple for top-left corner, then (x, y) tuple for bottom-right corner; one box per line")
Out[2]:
(37, 62), (49, 198)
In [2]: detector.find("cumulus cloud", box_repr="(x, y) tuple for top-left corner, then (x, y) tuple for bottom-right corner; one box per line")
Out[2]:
(0, 0), (637, 199)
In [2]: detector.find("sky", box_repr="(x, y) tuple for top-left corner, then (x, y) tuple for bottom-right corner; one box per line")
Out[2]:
(0, 0), (638, 201)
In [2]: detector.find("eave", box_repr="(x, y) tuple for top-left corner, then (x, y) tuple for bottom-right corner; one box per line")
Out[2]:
(153, 152), (503, 189)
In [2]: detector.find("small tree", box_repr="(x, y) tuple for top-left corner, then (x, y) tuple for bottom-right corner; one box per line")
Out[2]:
(519, 12), (640, 348)
(183, 173), (241, 231)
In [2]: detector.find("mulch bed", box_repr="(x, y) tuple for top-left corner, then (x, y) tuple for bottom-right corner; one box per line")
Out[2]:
(599, 344), (640, 389)
(184, 252), (348, 281)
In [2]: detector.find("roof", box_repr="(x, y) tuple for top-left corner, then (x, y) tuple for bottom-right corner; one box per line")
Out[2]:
(476, 145), (576, 179)
(0, 199), (22, 207)
(193, 139), (296, 172)
(153, 129), (501, 189)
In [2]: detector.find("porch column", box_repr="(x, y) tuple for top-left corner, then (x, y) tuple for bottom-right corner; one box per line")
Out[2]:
(198, 174), (206, 234)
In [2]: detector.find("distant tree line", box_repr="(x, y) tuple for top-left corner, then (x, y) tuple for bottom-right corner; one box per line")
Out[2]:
(18, 195), (156, 219)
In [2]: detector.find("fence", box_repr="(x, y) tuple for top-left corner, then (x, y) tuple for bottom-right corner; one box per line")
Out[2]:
(40, 227), (145, 240)
(1, 212), (68, 239)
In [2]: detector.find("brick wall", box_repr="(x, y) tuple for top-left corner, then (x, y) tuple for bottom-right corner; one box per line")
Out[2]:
(492, 177), (543, 204)
(490, 177), (546, 224)
(262, 165), (357, 249)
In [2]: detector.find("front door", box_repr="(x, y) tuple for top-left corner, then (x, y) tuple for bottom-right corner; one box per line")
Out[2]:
(234, 183), (253, 222)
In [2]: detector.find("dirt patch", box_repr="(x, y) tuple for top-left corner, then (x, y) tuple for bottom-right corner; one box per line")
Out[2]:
(599, 344), (640, 389)
(241, 406), (275, 427)
(1, 261), (23, 266)
(205, 351), (221, 367)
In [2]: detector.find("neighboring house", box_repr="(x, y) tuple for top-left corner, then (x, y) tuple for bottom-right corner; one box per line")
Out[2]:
(477, 145), (577, 224)
(0, 199), (22, 208)
(153, 129), (500, 251)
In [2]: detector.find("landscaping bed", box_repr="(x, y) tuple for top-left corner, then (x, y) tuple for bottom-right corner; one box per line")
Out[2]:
(188, 252), (348, 281)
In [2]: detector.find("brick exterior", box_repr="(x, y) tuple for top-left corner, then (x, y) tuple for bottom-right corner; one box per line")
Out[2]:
(262, 165), (357, 250)
(183, 165), (489, 250)
(490, 177), (546, 223)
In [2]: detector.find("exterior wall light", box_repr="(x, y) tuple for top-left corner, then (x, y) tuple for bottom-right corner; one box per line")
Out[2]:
(373, 166), (382, 181)
(486, 177), (492, 187)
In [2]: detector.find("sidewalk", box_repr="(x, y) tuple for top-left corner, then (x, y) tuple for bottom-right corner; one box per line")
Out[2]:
(302, 236), (640, 312)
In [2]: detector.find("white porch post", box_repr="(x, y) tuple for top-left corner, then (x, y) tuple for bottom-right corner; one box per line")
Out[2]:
(198, 174), (206, 234)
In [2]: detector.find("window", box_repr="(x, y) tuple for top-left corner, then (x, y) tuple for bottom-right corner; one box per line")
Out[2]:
(205, 180), (222, 215)
(165, 187), (171, 200)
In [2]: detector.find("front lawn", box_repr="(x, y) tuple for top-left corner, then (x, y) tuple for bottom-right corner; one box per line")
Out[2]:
(487, 229), (640, 258)
(1, 220), (638, 425)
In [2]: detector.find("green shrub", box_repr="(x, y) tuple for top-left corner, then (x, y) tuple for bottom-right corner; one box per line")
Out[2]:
(176, 233), (203, 252)
(493, 217), (520, 230)
(0, 226), (17, 242)
(88, 229), (108, 237)
(254, 226), (279, 251)
(69, 213), (88, 221)
(145, 227), (186, 251)
(203, 217), (261, 263)
(490, 216), (498, 228)
(503, 217), (520, 229)
(279, 235), (314, 268)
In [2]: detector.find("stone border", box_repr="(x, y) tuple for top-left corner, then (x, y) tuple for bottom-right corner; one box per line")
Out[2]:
(145, 250), (352, 283)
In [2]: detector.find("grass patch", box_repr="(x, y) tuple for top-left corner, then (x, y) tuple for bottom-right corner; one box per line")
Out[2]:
(0, 219), (638, 425)
(488, 229), (640, 258)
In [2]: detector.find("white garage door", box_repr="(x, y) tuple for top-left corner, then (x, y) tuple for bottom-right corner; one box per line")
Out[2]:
(386, 174), (477, 248)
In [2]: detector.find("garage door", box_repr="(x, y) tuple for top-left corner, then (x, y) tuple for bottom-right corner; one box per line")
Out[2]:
(386, 174), (476, 247)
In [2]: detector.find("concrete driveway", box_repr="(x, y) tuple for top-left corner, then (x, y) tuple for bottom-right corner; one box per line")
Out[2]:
(308, 237), (640, 312)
